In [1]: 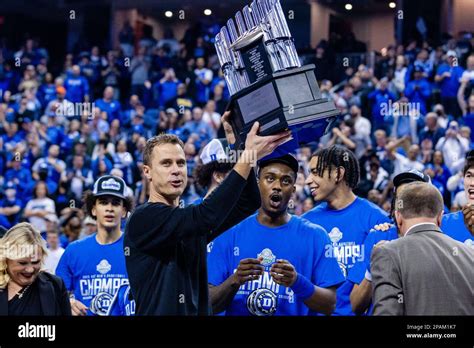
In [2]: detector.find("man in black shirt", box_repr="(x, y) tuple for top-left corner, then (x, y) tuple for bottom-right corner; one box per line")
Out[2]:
(124, 112), (292, 315)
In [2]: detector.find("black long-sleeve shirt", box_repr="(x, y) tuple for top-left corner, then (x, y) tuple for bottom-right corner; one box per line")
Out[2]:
(124, 169), (260, 315)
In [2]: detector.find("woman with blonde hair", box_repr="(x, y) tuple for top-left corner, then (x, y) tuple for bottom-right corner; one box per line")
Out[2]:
(0, 222), (71, 315)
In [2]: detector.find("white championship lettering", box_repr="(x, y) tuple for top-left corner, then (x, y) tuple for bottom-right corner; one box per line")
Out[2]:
(80, 277), (128, 297)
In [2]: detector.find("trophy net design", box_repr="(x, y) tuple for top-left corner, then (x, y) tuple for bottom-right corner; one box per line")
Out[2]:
(215, 0), (340, 151)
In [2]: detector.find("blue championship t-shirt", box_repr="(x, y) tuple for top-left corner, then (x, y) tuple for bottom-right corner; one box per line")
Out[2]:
(207, 214), (345, 316)
(56, 234), (129, 316)
(441, 211), (474, 249)
(302, 197), (390, 316)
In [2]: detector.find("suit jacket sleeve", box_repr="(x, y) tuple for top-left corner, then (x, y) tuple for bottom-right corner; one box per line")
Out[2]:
(371, 244), (404, 315)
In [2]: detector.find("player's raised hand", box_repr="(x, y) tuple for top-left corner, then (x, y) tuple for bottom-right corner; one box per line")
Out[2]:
(70, 298), (88, 316)
(270, 259), (297, 287)
(232, 257), (264, 286)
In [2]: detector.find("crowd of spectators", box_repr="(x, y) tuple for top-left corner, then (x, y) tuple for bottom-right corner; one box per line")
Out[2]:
(0, 23), (473, 249)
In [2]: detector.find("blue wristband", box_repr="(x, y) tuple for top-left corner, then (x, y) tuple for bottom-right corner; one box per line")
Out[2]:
(290, 273), (314, 300)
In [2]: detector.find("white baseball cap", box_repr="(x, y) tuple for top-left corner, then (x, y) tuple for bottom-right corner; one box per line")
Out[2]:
(446, 50), (457, 57)
(200, 139), (228, 165)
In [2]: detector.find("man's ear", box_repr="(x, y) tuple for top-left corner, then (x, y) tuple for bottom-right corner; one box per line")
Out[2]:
(91, 206), (97, 218)
(436, 210), (443, 227)
(213, 171), (225, 185)
(143, 165), (152, 181)
(122, 207), (127, 219)
(394, 210), (402, 229)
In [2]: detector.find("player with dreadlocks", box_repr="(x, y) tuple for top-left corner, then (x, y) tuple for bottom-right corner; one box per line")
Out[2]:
(303, 145), (390, 316)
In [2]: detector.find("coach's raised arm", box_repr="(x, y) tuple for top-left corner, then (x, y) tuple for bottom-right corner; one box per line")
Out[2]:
(124, 111), (292, 316)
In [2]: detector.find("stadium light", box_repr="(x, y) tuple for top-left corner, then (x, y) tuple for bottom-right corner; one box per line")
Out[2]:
(389, 2), (396, 8)
(204, 9), (212, 16)
(165, 11), (173, 18)
(345, 3), (353, 10)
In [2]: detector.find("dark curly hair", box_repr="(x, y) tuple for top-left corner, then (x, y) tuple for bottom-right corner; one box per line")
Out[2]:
(194, 161), (233, 189)
(82, 191), (134, 220)
(311, 145), (360, 189)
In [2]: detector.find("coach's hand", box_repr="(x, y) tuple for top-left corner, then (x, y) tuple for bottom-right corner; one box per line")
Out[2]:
(270, 259), (297, 287)
(462, 204), (474, 236)
(245, 122), (292, 160)
(70, 298), (88, 316)
(232, 257), (264, 286)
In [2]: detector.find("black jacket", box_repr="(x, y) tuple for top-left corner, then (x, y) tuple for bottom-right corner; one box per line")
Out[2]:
(0, 272), (72, 316)
(125, 169), (260, 315)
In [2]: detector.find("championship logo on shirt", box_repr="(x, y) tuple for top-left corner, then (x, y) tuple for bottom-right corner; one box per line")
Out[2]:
(257, 248), (275, 266)
(328, 227), (343, 244)
(97, 259), (112, 274)
(90, 291), (114, 316)
(247, 288), (278, 316)
(326, 227), (362, 277)
(243, 248), (279, 316)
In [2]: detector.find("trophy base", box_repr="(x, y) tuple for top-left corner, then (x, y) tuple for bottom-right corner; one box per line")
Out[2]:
(227, 64), (340, 150)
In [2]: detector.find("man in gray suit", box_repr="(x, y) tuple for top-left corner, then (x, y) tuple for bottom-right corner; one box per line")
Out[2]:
(371, 182), (474, 315)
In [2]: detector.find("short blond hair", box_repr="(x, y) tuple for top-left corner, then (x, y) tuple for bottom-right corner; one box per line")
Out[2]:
(0, 223), (48, 289)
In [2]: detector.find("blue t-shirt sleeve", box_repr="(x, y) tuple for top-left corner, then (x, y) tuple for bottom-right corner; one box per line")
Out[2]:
(367, 205), (391, 231)
(346, 260), (366, 285)
(207, 230), (233, 286)
(55, 246), (73, 291)
(311, 226), (345, 288)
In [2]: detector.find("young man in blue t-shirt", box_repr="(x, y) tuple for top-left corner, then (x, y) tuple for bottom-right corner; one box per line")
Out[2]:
(208, 154), (345, 316)
(441, 151), (474, 248)
(56, 175), (133, 316)
(303, 145), (390, 316)
(348, 169), (431, 315)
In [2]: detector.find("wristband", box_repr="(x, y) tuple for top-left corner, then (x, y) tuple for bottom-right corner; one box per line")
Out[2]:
(290, 273), (314, 300)
(228, 143), (235, 150)
(364, 270), (372, 282)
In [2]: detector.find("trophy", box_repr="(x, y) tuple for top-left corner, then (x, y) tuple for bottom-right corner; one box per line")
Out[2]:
(215, 0), (339, 150)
